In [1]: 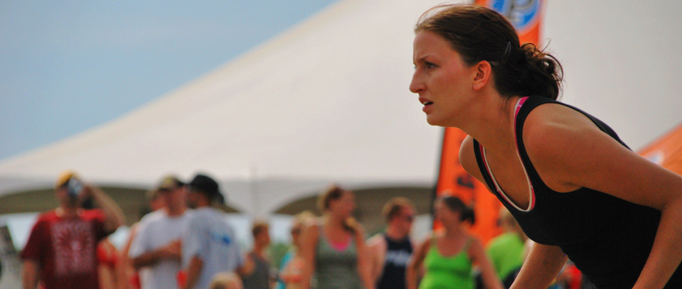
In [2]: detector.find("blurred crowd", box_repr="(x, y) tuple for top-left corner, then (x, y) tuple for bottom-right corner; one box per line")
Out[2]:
(19, 171), (595, 289)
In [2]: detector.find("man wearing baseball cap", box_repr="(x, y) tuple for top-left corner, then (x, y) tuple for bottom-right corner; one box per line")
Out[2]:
(21, 171), (125, 289)
(130, 175), (192, 289)
(181, 173), (253, 289)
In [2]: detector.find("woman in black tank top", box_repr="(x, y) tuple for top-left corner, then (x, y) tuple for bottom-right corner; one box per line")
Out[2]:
(409, 4), (682, 289)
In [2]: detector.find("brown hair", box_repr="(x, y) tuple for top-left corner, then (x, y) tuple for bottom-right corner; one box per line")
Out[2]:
(317, 184), (357, 234)
(251, 220), (269, 238)
(416, 4), (563, 100)
(382, 197), (415, 222)
(317, 184), (346, 211)
(438, 195), (475, 224)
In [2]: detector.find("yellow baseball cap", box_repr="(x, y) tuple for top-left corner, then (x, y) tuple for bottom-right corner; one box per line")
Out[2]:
(55, 170), (79, 189)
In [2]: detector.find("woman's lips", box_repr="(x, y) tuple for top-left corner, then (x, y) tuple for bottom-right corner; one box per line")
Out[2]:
(419, 97), (433, 112)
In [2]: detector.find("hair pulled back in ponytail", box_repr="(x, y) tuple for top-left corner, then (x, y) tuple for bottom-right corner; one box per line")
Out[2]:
(317, 184), (358, 234)
(438, 195), (475, 224)
(415, 4), (563, 100)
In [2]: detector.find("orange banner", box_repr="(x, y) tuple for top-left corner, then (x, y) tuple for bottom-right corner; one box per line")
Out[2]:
(638, 122), (682, 176)
(434, 128), (503, 244)
(433, 0), (545, 245)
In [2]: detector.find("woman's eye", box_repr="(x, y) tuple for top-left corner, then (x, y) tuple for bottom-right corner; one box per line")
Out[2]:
(426, 62), (436, 69)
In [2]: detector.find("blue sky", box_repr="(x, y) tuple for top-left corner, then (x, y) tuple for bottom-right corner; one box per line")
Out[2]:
(0, 0), (337, 160)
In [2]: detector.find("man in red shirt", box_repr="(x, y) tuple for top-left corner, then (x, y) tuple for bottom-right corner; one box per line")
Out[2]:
(21, 171), (126, 289)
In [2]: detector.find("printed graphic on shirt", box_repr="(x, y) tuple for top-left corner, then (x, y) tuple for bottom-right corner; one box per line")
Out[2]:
(51, 221), (95, 275)
(209, 223), (233, 248)
(385, 250), (411, 267)
(210, 230), (233, 246)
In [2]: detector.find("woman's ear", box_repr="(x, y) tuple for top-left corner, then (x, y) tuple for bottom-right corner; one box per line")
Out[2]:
(472, 60), (492, 91)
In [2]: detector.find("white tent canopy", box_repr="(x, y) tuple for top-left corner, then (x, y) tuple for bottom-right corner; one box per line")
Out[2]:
(1, 0), (680, 216)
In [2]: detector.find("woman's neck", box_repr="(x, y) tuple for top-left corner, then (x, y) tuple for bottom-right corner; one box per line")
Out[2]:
(442, 223), (464, 238)
(253, 244), (267, 257)
(324, 213), (346, 226)
(459, 93), (521, 153)
(385, 225), (408, 240)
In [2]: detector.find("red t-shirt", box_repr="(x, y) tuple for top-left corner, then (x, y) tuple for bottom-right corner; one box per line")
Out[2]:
(21, 209), (109, 289)
(96, 242), (119, 269)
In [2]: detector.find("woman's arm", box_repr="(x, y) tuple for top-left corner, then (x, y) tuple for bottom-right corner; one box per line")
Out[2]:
(354, 225), (376, 289)
(86, 184), (126, 233)
(510, 243), (567, 289)
(634, 198), (682, 289)
(236, 253), (256, 277)
(22, 260), (39, 289)
(119, 224), (137, 289)
(182, 256), (203, 289)
(524, 105), (682, 289)
(299, 221), (319, 289)
(131, 240), (182, 269)
(467, 238), (503, 289)
(114, 249), (128, 289)
(406, 235), (431, 289)
(366, 234), (387, 283)
(98, 262), (115, 289)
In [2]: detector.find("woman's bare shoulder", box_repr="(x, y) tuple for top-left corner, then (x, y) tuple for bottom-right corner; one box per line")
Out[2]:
(460, 136), (485, 183)
(522, 103), (603, 159)
(522, 103), (621, 191)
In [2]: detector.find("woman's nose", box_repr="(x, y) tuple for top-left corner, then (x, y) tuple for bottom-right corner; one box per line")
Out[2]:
(410, 72), (424, 94)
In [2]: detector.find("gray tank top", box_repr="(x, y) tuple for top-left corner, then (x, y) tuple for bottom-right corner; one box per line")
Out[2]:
(242, 252), (271, 289)
(315, 225), (362, 289)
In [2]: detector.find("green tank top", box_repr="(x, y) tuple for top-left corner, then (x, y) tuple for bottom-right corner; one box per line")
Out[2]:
(315, 225), (362, 289)
(486, 233), (525, 280)
(418, 237), (474, 289)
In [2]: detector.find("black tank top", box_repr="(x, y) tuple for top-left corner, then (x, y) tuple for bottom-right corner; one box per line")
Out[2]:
(376, 234), (412, 289)
(473, 96), (682, 289)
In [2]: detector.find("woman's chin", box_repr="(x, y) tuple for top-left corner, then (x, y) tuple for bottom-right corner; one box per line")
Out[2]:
(426, 115), (445, 127)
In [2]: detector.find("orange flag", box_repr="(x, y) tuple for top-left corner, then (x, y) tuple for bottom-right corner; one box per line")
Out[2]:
(638, 122), (682, 176)
(433, 0), (545, 245)
(434, 128), (503, 244)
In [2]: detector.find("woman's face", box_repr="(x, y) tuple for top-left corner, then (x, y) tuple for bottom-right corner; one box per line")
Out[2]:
(434, 200), (460, 226)
(329, 191), (356, 218)
(291, 222), (304, 247)
(255, 227), (271, 247)
(395, 206), (415, 235)
(410, 31), (477, 127)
